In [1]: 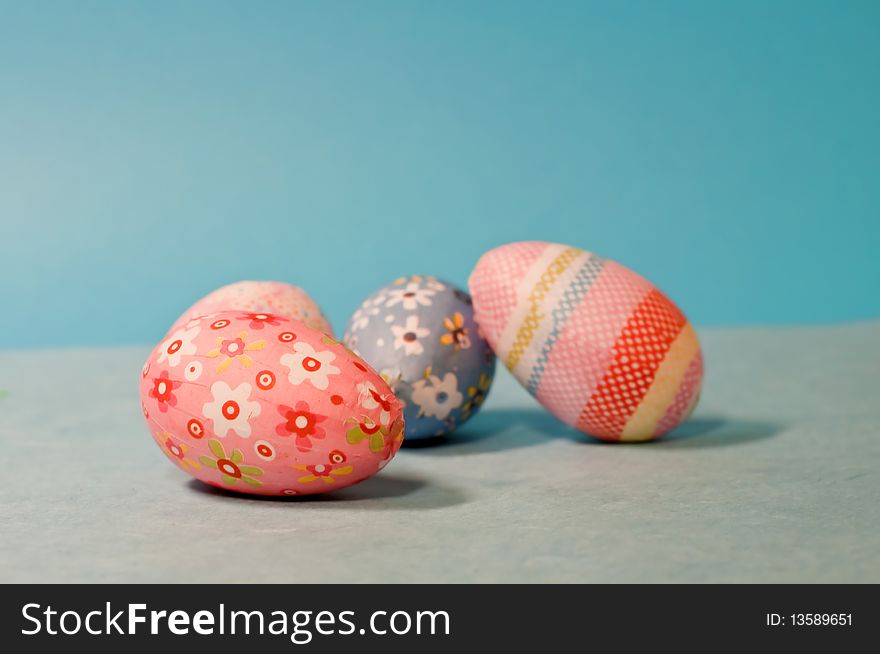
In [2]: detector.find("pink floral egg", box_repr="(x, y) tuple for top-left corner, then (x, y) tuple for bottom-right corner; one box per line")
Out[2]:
(469, 241), (704, 442)
(140, 311), (404, 496)
(168, 280), (333, 336)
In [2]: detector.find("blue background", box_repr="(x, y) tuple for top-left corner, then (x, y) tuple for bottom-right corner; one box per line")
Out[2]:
(1, 0), (877, 348)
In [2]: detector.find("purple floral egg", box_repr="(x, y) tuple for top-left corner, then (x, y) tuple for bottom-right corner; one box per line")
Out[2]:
(343, 275), (496, 440)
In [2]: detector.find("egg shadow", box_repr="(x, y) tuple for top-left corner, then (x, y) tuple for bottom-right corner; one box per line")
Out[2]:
(185, 473), (468, 511)
(402, 407), (580, 456)
(401, 408), (783, 454)
(651, 417), (783, 449)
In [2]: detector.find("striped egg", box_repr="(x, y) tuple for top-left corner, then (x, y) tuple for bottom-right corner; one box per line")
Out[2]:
(468, 241), (703, 442)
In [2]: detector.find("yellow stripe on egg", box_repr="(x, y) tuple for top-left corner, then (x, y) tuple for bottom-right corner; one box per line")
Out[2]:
(503, 246), (582, 373)
(510, 249), (594, 383)
(495, 244), (569, 367)
(619, 322), (701, 442)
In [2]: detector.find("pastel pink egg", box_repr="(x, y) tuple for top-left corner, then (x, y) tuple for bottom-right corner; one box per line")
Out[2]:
(469, 241), (703, 442)
(168, 280), (333, 336)
(140, 311), (404, 496)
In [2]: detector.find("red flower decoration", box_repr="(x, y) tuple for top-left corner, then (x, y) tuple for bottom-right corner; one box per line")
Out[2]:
(276, 401), (327, 452)
(368, 387), (393, 413)
(149, 371), (180, 413)
(219, 337), (246, 358)
(255, 370), (276, 390)
(305, 463), (333, 477)
(278, 331), (296, 343)
(164, 437), (184, 459)
(187, 418), (205, 439)
(216, 458), (242, 479)
(239, 313), (281, 330)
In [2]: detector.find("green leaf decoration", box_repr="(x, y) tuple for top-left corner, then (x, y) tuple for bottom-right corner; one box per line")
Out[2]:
(239, 465), (263, 476)
(347, 426), (366, 445)
(208, 439), (225, 459)
(199, 456), (218, 469)
(230, 448), (244, 464)
(241, 476), (263, 487)
(368, 431), (385, 453)
(221, 474), (237, 485)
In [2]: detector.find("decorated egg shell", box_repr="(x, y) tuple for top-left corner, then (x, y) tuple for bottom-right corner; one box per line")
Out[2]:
(168, 280), (333, 336)
(140, 311), (404, 496)
(469, 241), (703, 442)
(343, 275), (496, 440)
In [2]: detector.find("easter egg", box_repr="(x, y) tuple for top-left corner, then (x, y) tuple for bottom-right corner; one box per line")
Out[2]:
(469, 241), (703, 442)
(140, 311), (404, 496)
(168, 280), (333, 336)
(343, 275), (496, 440)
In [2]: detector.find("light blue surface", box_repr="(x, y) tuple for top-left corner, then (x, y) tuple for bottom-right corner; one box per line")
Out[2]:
(1, 322), (878, 582)
(1, 1), (878, 348)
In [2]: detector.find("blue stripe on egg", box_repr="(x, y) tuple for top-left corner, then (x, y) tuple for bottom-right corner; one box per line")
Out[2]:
(525, 253), (606, 395)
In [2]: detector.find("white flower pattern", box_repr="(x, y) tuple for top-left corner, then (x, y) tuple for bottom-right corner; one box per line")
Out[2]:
(390, 315), (430, 356)
(385, 283), (436, 310)
(342, 275), (495, 440)
(410, 373), (463, 421)
(157, 325), (201, 368)
(202, 381), (262, 438)
(357, 381), (392, 426)
(349, 299), (382, 332)
(280, 342), (341, 390)
(183, 360), (203, 381)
